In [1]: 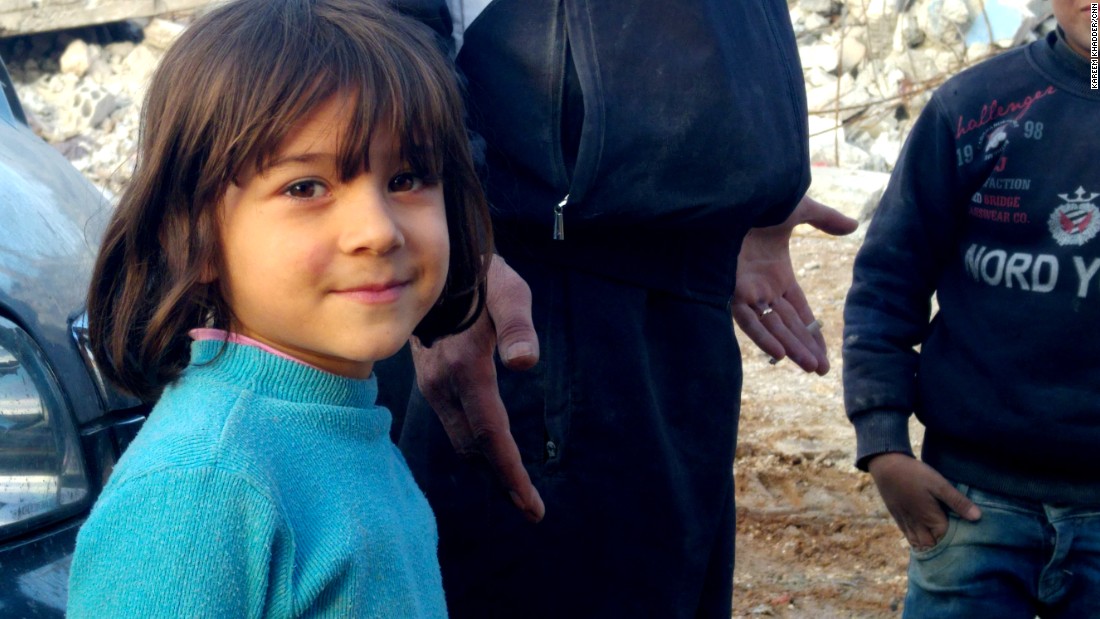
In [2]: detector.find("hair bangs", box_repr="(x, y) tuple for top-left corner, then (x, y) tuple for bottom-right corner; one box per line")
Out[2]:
(327, 23), (453, 183)
(234, 6), (456, 186)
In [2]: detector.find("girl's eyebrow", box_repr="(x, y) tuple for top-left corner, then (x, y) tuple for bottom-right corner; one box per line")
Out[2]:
(266, 152), (339, 169)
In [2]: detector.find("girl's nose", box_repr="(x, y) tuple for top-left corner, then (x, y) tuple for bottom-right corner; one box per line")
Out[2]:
(338, 182), (404, 255)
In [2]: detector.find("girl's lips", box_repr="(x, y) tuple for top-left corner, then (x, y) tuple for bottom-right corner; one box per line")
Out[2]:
(333, 281), (410, 304)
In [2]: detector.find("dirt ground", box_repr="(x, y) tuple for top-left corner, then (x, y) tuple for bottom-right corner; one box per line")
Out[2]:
(731, 226), (923, 618)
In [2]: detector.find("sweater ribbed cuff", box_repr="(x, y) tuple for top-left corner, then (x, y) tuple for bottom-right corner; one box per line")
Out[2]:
(852, 409), (913, 471)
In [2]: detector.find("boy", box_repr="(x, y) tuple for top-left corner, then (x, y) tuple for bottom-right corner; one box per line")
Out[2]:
(843, 0), (1100, 616)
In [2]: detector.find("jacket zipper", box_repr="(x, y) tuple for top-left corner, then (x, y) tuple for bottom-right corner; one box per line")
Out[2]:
(553, 194), (568, 240)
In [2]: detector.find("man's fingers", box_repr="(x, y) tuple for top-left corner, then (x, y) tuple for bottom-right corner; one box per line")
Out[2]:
(460, 387), (546, 523)
(472, 423), (545, 523)
(420, 389), (473, 452)
(410, 346), (476, 454)
(732, 304), (785, 360)
(761, 299), (820, 372)
(781, 285), (829, 374)
(733, 299), (824, 373)
(431, 401), (477, 455)
(486, 257), (540, 370)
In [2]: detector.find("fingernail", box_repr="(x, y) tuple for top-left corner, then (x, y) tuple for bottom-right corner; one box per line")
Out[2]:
(504, 342), (534, 363)
(510, 490), (545, 523)
(528, 495), (546, 523)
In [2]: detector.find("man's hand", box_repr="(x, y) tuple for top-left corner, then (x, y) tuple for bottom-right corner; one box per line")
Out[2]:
(868, 453), (981, 550)
(732, 195), (859, 374)
(410, 256), (546, 523)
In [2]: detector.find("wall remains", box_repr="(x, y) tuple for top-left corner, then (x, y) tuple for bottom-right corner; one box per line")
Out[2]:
(0, 0), (211, 36)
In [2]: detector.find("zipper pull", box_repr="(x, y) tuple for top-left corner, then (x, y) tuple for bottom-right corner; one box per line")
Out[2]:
(553, 194), (568, 240)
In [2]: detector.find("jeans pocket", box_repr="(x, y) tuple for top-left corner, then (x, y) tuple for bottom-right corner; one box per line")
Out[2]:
(910, 481), (970, 560)
(910, 512), (960, 560)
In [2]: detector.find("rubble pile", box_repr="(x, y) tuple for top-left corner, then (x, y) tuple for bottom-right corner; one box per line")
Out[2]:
(0, 2), (1056, 209)
(794, 0), (1052, 175)
(1, 16), (189, 198)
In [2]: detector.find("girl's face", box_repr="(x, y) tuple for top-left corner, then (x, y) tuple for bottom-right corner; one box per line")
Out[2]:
(217, 94), (449, 378)
(1052, 0), (1095, 59)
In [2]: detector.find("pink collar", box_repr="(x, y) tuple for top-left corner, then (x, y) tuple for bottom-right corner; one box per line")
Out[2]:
(188, 328), (324, 371)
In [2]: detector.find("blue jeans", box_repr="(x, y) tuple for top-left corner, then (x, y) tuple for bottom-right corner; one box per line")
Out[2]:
(905, 482), (1100, 618)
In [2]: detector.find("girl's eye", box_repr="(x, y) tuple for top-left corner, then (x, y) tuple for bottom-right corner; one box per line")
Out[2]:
(388, 172), (425, 193)
(284, 180), (328, 199)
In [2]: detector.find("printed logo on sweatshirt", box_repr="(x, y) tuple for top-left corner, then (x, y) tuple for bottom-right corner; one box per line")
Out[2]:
(982, 177), (1032, 191)
(980, 121), (1013, 157)
(967, 189), (1028, 224)
(1048, 187), (1100, 247)
(954, 85), (1056, 140)
(965, 243), (1100, 299)
(965, 244), (1058, 292)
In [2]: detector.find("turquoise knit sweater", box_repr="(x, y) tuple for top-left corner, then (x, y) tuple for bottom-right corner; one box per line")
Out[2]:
(68, 340), (447, 618)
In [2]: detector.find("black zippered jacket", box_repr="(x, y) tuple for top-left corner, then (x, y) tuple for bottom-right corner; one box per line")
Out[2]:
(399, 0), (811, 305)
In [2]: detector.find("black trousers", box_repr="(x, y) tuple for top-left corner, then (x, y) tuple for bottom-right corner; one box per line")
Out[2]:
(396, 253), (743, 618)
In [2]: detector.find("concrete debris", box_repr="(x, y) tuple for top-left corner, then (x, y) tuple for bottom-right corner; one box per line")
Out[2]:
(837, 35), (866, 73)
(791, 0), (1059, 205)
(142, 18), (186, 50)
(58, 39), (90, 77)
(0, 5), (1057, 206)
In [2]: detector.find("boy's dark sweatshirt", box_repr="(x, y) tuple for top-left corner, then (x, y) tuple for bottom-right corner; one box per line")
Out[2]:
(844, 29), (1100, 504)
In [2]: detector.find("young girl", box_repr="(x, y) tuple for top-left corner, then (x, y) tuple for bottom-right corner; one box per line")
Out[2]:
(68, 0), (489, 616)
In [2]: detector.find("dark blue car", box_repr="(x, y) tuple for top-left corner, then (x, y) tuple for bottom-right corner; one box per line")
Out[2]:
(0, 54), (147, 617)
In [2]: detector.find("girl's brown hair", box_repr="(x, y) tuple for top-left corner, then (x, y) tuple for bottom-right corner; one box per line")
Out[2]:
(87, 0), (491, 400)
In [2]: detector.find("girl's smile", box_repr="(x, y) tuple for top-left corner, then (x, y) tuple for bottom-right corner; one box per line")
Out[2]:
(332, 280), (413, 304)
(215, 93), (450, 379)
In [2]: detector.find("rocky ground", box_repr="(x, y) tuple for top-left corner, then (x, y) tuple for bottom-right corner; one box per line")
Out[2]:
(0, 2), (1058, 616)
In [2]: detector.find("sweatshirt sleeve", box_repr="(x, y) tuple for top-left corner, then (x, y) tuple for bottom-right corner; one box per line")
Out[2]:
(68, 467), (282, 618)
(841, 96), (971, 470)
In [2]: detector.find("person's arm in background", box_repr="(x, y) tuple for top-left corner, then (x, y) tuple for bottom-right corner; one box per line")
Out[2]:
(841, 97), (980, 550)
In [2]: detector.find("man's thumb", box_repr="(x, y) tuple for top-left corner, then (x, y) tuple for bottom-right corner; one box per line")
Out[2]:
(486, 257), (540, 370)
(801, 196), (859, 236)
(497, 319), (538, 369)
